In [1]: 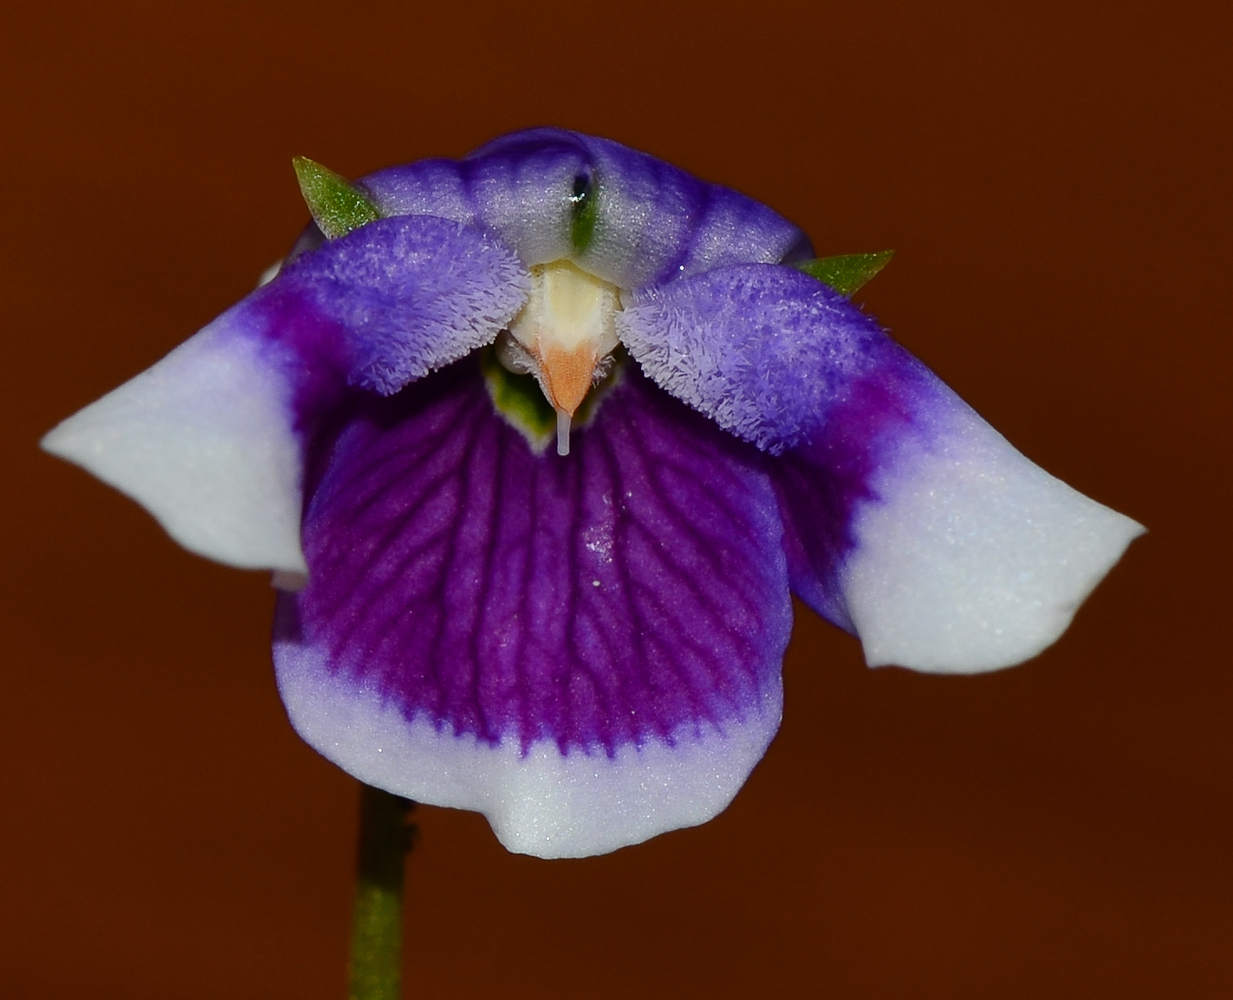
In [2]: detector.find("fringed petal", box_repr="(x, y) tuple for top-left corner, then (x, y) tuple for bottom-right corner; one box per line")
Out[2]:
(281, 215), (529, 395)
(616, 264), (881, 454)
(274, 360), (791, 857)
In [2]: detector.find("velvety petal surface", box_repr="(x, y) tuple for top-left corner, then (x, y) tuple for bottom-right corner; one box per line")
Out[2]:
(274, 359), (791, 857)
(617, 264), (886, 453)
(618, 264), (1144, 673)
(285, 215), (529, 395)
(42, 216), (527, 573)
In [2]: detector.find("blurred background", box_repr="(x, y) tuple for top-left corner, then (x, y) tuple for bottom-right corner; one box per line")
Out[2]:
(3, 0), (1227, 996)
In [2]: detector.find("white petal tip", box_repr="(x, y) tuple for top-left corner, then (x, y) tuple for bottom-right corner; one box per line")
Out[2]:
(43, 321), (308, 575)
(276, 643), (782, 858)
(843, 408), (1144, 674)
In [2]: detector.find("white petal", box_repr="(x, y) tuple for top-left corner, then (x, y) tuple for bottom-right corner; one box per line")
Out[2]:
(842, 396), (1144, 673)
(42, 317), (306, 574)
(276, 641), (783, 859)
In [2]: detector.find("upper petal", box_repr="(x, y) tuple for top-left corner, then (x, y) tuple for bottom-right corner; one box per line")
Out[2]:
(618, 263), (1143, 672)
(360, 129), (810, 288)
(42, 215), (528, 573)
(274, 359), (791, 857)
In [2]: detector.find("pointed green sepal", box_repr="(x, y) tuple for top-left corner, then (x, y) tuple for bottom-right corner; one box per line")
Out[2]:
(791, 250), (894, 296)
(293, 156), (381, 240)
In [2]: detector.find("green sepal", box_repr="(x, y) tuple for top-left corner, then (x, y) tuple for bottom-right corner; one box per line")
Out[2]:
(791, 250), (894, 296)
(293, 156), (381, 240)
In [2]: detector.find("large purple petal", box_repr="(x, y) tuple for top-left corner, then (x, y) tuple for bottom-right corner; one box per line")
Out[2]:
(274, 360), (791, 857)
(42, 215), (527, 572)
(618, 263), (1143, 671)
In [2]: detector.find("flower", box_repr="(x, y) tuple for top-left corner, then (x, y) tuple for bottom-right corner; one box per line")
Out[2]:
(42, 129), (1143, 858)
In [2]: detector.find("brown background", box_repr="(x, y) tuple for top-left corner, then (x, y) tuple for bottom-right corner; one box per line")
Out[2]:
(2, 1), (1228, 997)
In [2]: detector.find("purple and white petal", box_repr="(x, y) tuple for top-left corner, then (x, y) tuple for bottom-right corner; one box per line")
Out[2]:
(42, 300), (314, 573)
(43, 215), (528, 573)
(363, 133), (589, 266)
(275, 360), (791, 857)
(836, 383), (1144, 672)
(619, 263), (1143, 672)
(774, 363), (1144, 672)
(360, 129), (809, 288)
(571, 134), (811, 286)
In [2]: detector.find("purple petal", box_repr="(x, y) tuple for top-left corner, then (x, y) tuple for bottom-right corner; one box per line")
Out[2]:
(276, 214), (529, 396)
(42, 215), (527, 572)
(767, 360), (924, 636)
(617, 264), (887, 453)
(360, 129), (810, 289)
(566, 132), (812, 286)
(618, 263), (1142, 670)
(363, 134), (590, 270)
(274, 360), (791, 857)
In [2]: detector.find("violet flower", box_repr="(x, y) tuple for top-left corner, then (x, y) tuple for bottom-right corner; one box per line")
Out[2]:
(43, 129), (1142, 858)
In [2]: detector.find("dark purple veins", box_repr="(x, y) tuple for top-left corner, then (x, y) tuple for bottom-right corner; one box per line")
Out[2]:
(278, 359), (794, 755)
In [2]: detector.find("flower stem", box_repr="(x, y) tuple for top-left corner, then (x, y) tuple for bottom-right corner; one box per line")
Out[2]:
(348, 784), (415, 1000)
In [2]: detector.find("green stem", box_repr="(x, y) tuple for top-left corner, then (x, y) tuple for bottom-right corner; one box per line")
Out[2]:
(348, 784), (415, 1000)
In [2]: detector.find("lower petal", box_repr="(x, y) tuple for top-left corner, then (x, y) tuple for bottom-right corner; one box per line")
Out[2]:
(275, 360), (791, 857)
(277, 625), (783, 857)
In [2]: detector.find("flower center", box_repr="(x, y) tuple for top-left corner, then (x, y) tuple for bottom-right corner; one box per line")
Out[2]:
(496, 260), (622, 456)
(481, 342), (624, 454)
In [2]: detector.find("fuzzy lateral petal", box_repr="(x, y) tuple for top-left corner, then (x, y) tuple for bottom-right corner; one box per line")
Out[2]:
(281, 215), (529, 395)
(619, 263), (1142, 671)
(617, 264), (882, 454)
(275, 360), (791, 857)
(42, 215), (529, 574)
(42, 304), (310, 573)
